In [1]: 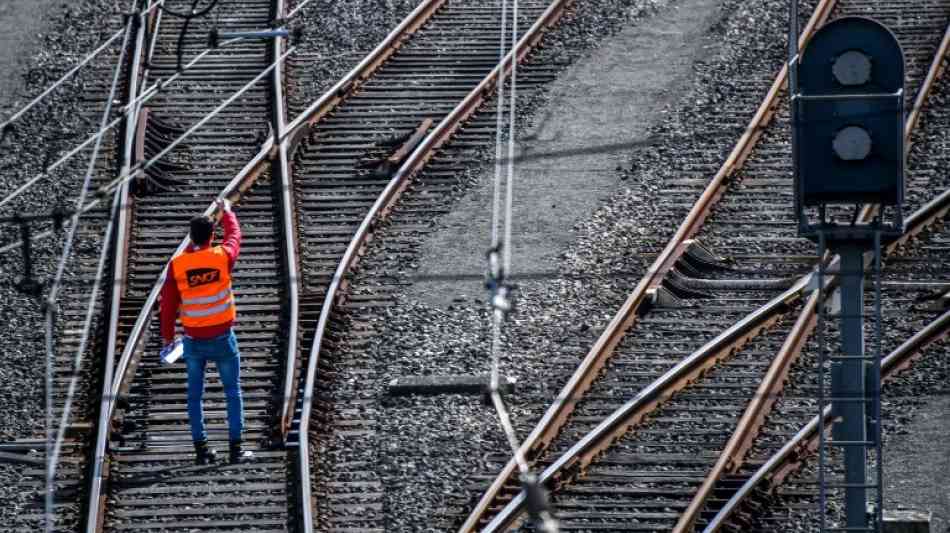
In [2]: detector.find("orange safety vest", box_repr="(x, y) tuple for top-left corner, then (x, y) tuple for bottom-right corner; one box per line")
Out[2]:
(171, 246), (236, 328)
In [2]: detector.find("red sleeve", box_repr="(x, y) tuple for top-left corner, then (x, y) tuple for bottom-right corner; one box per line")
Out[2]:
(219, 210), (241, 269)
(160, 262), (181, 345)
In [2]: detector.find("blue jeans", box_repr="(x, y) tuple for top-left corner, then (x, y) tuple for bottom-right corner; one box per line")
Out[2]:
(182, 330), (244, 443)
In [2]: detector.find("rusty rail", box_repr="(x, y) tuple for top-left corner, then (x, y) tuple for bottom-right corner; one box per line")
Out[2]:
(294, 0), (575, 525)
(459, 1), (839, 529)
(674, 23), (950, 530)
(704, 307), (950, 532)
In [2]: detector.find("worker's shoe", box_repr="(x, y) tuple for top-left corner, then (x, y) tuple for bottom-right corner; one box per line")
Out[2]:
(193, 440), (218, 466)
(229, 440), (254, 464)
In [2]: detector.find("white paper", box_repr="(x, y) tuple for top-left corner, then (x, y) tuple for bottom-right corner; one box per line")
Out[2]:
(161, 339), (184, 365)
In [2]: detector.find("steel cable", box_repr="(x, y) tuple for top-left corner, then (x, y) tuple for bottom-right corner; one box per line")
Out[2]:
(486, 1), (559, 531)
(41, 11), (136, 532)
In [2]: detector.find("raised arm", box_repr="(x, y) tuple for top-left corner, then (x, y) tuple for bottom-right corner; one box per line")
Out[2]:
(217, 200), (241, 268)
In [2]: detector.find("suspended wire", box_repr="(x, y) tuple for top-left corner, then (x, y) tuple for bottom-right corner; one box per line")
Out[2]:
(43, 312), (54, 532)
(0, 0), (329, 210)
(42, 4), (166, 526)
(41, 15), (135, 531)
(284, 0), (315, 22)
(42, 171), (120, 533)
(488, 0), (513, 459)
(486, 1), (558, 531)
(490, 0), (509, 253)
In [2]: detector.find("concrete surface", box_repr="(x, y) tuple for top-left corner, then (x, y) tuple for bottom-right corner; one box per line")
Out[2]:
(0, 0), (60, 110)
(885, 394), (950, 533)
(409, 0), (721, 307)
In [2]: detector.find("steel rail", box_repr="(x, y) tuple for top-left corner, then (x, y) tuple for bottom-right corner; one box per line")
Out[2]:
(673, 291), (820, 532)
(287, 0), (450, 529)
(293, 0), (575, 526)
(267, 0), (307, 528)
(83, 2), (154, 528)
(270, 0), (301, 446)
(704, 307), (950, 532)
(674, 23), (950, 531)
(458, 1), (839, 529)
(480, 274), (810, 531)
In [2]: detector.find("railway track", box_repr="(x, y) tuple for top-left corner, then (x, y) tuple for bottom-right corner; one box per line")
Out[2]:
(5, 0), (941, 532)
(18, 0), (579, 531)
(461, 0), (950, 531)
(705, 242), (950, 531)
(83, 1), (300, 530)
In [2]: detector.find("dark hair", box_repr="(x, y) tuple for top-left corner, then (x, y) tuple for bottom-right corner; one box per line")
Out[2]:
(190, 216), (214, 246)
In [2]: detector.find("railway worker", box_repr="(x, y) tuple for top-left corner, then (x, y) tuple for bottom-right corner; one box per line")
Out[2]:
(159, 198), (253, 466)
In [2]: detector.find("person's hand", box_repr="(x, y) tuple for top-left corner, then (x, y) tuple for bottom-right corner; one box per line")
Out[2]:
(216, 198), (232, 213)
(160, 341), (175, 360)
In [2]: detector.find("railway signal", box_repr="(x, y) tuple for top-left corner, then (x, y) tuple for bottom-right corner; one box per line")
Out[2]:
(792, 16), (905, 533)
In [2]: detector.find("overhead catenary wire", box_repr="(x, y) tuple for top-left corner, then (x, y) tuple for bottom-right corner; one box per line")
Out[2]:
(41, 193), (120, 529)
(485, 1), (559, 531)
(39, 0), (165, 523)
(488, 0), (515, 463)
